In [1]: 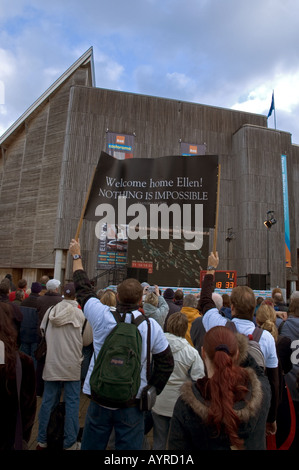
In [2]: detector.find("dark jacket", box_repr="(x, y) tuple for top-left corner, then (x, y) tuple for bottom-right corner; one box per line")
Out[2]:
(163, 300), (181, 331)
(168, 335), (271, 450)
(0, 352), (36, 450)
(0, 294), (23, 345)
(169, 368), (270, 450)
(21, 292), (40, 309)
(36, 291), (63, 333)
(19, 306), (39, 344)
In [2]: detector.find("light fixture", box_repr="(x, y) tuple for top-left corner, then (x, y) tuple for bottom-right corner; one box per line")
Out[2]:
(264, 211), (277, 229)
(225, 227), (236, 242)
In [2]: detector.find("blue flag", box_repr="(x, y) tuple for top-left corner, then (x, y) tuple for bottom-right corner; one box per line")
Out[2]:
(267, 92), (275, 118)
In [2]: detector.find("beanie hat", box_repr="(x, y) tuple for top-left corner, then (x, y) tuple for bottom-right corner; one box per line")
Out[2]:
(163, 288), (175, 300)
(46, 279), (61, 291)
(31, 282), (42, 294)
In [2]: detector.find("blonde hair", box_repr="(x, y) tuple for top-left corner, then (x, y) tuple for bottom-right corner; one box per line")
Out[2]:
(100, 290), (117, 307)
(144, 292), (158, 307)
(256, 303), (278, 341)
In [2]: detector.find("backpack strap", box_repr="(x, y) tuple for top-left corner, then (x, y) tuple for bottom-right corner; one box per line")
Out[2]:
(131, 314), (151, 381)
(225, 320), (237, 332)
(111, 310), (125, 323)
(251, 326), (263, 342)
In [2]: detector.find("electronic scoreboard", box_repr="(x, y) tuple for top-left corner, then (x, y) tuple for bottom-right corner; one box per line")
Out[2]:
(199, 270), (237, 289)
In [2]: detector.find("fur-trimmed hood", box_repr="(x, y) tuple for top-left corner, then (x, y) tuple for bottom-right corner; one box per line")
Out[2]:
(180, 331), (264, 425)
(180, 367), (263, 425)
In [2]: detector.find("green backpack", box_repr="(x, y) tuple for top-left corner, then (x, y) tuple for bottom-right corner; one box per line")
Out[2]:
(89, 310), (149, 408)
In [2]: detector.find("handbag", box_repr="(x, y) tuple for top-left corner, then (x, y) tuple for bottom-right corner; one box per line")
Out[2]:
(34, 306), (53, 362)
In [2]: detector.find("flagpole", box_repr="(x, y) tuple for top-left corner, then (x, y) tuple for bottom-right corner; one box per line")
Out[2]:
(273, 90), (277, 129)
(75, 165), (97, 241)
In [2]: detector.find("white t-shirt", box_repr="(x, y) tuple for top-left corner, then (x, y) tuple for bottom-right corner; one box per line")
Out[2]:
(82, 297), (169, 397)
(202, 307), (278, 368)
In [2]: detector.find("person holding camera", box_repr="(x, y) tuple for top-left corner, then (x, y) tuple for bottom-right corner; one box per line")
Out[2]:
(143, 285), (169, 328)
(68, 239), (174, 450)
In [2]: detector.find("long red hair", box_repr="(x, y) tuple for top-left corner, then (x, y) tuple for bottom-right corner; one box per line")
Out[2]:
(203, 326), (249, 449)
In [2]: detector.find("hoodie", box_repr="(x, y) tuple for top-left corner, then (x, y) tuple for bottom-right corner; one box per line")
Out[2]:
(180, 306), (201, 346)
(152, 332), (204, 417)
(40, 299), (88, 381)
(143, 295), (169, 328)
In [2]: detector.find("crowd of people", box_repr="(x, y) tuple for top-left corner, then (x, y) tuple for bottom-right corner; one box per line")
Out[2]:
(1, 243), (299, 451)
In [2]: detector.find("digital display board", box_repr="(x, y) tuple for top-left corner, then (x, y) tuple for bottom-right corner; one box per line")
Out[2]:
(200, 270), (237, 289)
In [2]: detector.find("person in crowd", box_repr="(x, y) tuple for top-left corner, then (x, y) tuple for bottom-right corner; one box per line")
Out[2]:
(0, 278), (23, 345)
(180, 294), (201, 346)
(152, 312), (205, 450)
(220, 293), (232, 319)
(96, 288), (105, 299)
(100, 289), (117, 308)
(163, 288), (177, 315)
(253, 296), (264, 323)
(168, 325), (271, 450)
(255, 302), (293, 449)
(36, 279), (63, 325)
(69, 238), (174, 450)
(290, 291), (299, 301)
(36, 282), (91, 450)
(173, 289), (184, 308)
(143, 286), (169, 328)
(35, 279), (63, 397)
(9, 279), (29, 302)
(197, 251), (279, 437)
(163, 288), (179, 332)
(12, 289), (25, 305)
(0, 303), (36, 450)
(273, 292), (288, 313)
(4, 273), (16, 292)
(163, 288), (183, 332)
(279, 296), (299, 450)
(39, 275), (49, 296)
(21, 282), (42, 308)
(19, 282), (43, 366)
(191, 284), (225, 355)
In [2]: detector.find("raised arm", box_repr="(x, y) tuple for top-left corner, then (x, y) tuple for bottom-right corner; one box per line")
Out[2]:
(69, 238), (97, 309)
(199, 251), (219, 314)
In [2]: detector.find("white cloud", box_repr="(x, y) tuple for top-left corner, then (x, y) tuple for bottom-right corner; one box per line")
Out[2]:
(0, 0), (299, 143)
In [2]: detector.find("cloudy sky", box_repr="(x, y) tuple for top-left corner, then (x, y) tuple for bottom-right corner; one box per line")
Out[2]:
(1, 0), (299, 144)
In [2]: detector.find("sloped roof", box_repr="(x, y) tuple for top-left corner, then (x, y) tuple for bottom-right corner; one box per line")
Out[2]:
(0, 47), (95, 147)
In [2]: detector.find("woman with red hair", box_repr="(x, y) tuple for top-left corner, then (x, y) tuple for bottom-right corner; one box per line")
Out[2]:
(168, 326), (271, 450)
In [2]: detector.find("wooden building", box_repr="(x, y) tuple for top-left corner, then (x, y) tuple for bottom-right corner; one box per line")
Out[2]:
(0, 47), (298, 295)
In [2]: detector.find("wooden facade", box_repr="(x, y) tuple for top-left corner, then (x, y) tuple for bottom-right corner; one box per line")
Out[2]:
(0, 48), (298, 294)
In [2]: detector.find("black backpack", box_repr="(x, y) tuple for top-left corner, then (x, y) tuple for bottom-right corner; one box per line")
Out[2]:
(226, 321), (265, 369)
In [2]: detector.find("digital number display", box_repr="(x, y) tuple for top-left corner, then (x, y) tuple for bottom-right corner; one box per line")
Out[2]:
(200, 270), (237, 289)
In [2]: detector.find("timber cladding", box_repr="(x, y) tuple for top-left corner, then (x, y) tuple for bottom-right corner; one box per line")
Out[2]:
(0, 68), (90, 273)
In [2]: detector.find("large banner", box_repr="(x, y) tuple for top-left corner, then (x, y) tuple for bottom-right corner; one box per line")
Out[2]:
(281, 154), (291, 267)
(84, 151), (219, 286)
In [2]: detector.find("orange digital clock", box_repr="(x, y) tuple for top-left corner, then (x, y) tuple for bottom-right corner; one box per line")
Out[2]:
(200, 270), (237, 289)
